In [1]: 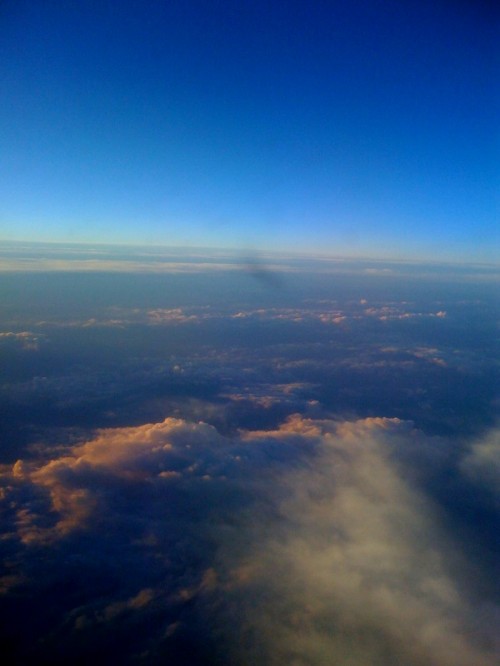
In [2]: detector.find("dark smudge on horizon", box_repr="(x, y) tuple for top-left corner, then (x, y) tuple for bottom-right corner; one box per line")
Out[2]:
(0, 250), (498, 665)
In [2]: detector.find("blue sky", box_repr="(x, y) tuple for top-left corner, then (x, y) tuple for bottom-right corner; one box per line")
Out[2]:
(1, 0), (497, 260)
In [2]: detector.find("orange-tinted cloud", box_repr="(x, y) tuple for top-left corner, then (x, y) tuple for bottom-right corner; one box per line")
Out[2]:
(0, 417), (498, 664)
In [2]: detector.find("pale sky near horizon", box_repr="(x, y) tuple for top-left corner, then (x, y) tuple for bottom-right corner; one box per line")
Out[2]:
(1, 0), (498, 261)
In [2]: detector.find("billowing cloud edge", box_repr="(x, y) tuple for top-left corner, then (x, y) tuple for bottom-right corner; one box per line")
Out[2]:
(0, 416), (498, 665)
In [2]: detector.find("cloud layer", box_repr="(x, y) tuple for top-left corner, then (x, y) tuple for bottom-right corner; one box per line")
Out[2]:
(1, 416), (498, 664)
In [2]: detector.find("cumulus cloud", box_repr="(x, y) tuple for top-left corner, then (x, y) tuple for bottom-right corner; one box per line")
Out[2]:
(228, 303), (447, 326)
(222, 382), (316, 409)
(363, 306), (447, 321)
(147, 308), (204, 324)
(0, 417), (498, 664)
(36, 306), (210, 328)
(0, 330), (43, 350)
(23, 299), (449, 336)
(213, 418), (498, 666)
(6, 418), (228, 544)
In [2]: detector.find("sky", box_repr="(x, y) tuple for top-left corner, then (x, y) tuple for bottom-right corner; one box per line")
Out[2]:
(1, 0), (498, 260)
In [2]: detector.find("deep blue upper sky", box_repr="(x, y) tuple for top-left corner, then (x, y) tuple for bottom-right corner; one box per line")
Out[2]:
(1, 0), (498, 260)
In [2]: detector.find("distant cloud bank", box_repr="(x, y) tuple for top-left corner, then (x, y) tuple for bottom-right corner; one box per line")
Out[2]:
(0, 241), (498, 281)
